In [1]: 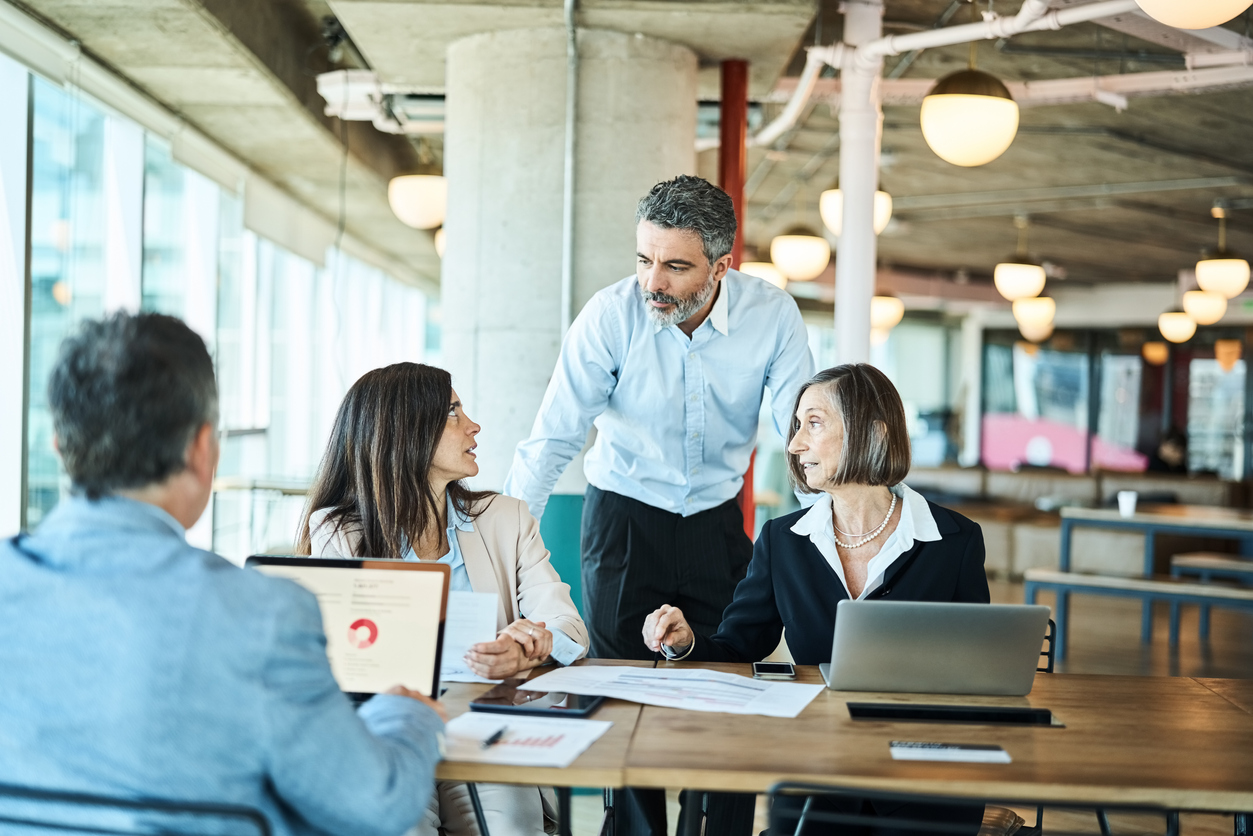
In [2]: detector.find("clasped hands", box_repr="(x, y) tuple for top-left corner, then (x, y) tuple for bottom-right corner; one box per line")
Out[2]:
(642, 604), (693, 655)
(464, 618), (553, 679)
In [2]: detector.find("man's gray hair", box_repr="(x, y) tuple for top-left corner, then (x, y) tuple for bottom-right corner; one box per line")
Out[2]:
(49, 311), (219, 499)
(635, 175), (737, 265)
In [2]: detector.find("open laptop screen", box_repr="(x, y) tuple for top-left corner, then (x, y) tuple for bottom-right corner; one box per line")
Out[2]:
(246, 557), (449, 699)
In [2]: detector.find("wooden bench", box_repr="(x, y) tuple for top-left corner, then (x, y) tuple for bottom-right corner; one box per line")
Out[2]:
(1170, 553), (1253, 640)
(1023, 568), (1253, 660)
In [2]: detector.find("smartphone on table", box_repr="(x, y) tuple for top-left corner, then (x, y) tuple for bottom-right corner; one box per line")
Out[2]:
(752, 661), (797, 681)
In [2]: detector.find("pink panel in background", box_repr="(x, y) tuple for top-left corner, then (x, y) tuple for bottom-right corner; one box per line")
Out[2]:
(981, 414), (1147, 473)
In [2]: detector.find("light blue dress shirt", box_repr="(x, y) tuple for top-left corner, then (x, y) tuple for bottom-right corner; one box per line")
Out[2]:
(505, 270), (816, 521)
(0, 496), (443, 836)
(403, 495), (582, 665)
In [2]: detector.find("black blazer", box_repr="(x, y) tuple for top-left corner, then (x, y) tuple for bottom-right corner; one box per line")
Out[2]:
(691, 499), (990, 665)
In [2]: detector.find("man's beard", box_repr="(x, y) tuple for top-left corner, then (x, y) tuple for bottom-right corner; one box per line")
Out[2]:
(641, 269), (718, 328)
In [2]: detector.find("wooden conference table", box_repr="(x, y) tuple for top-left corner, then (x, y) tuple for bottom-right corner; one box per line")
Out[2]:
(437, 661), (1253, 835)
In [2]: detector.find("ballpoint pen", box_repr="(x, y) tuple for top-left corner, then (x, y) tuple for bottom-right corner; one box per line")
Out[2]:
(481, 726), (508, 749)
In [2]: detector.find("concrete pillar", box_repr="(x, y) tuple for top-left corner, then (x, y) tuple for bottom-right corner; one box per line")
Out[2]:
(443, 28), (697, 489)
(834, 0), (884, 365)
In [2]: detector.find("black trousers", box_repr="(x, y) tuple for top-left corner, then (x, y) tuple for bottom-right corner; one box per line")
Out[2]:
(581, 486), (754, 835)
(580, 486), (753, 661)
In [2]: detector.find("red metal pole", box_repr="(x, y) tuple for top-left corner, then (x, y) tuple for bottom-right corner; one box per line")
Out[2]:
(719, 59), (755, 541)
(720, 60), (748, 270)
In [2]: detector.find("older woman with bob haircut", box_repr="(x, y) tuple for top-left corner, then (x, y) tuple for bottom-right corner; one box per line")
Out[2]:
(298, 362), (588, 836)
(643, 363), (989, 834)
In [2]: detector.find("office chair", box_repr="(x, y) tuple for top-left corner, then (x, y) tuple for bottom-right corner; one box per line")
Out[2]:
(0, 782), (270, 836)
(766, 781), (1182, 836)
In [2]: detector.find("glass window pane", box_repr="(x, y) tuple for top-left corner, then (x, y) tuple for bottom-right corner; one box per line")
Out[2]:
(1093, 353), (1147, 471)
(0, 54), (29, 534)
(1188, 358), (1246, 480)
(982, 339), (1090, 473)
(25, 80), (110, 527)
(210, 241), (433, 562)
(140, 137), (220, 345)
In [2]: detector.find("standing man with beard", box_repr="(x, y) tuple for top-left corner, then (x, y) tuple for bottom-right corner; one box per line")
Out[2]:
(505, 173), (814, 665)
(506, 175), (813, 833)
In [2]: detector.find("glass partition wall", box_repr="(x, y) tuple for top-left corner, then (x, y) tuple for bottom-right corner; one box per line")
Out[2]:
(982, 327), (1251, 479)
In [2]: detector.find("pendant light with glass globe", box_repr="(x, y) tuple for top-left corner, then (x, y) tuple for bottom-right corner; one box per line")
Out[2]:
(740, 260), (788, 290)
(1012, 296), (1055, 343)
(1182, 289), (1227, 325)
(1134, 0), (1253, 29)
(1158, 309), (1197, 344)
(388, 140), (448, 230)
(994, 215), (1047, 301)
(869, 295), (906, 346)
(819, 186), (893, 237)
(919, 13), (1020, 168)
(1196, 205), (1251, 300)
(770, 191), (831, 282)
(1141, 341), (1169, 367)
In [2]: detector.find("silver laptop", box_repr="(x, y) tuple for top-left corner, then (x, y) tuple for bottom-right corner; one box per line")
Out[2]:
(819, 600), (1050, 696)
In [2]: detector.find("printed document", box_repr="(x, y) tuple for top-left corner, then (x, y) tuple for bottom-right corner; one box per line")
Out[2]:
(445, 712), (613, 768)
(521, 666), (823, 718)
(440, 591), (502, 683)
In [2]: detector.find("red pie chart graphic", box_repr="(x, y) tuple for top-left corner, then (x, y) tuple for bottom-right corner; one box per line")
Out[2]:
(348, 618), (379, 649)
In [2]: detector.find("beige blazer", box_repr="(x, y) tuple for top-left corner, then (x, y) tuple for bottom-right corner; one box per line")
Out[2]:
(308, 494), (589, 656)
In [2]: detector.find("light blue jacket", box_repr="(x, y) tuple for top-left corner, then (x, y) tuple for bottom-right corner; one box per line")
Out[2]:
(0, 496), (444, 836)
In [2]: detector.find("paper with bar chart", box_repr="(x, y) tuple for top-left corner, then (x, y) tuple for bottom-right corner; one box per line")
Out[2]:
(520, 667), (823, 718)
(444, 712), (614, 767)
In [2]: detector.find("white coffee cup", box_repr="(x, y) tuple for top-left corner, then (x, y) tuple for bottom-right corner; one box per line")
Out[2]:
(1117, 490), (1138, 518)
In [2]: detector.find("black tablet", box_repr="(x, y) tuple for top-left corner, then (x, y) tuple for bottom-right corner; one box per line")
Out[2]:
(468, 679), (606, 717)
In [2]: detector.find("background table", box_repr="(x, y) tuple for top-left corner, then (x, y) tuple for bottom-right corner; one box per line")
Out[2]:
(1059, 505), (1253, 641)
(1059, 505), (1253, 576)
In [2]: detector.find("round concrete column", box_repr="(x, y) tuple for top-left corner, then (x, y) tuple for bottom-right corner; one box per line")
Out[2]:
(443, 28), (697, 489)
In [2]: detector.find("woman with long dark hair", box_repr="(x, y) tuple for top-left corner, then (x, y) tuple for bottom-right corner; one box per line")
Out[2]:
(299, 362), (587, 836)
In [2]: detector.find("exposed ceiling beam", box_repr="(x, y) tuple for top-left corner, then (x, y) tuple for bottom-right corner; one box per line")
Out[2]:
(1051, 2), (1253, 54)
(772, 63), (1253, 109)
(892, 176), (1253, 212)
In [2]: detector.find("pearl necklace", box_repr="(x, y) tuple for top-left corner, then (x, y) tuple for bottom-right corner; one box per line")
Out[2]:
(833, 493), (897, 550)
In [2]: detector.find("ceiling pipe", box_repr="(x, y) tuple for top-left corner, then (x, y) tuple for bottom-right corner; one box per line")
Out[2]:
(748, 44), (840, 148)
(853, 0), (1141, 70)
(735, 0), (1140, 153)
(834, 0), (884, 365)
(560, 0), (578, 337)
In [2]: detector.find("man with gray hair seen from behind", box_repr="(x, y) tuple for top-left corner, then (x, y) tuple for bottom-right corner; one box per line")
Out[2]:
(505, 175), (815, 836)
(0, 312), (445, 836)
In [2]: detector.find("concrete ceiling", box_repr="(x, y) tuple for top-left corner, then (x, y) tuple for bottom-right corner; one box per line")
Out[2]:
(13, 0), (1253, 305)
(329, 0), (816, 99)
(11, 0), (442, 290)
(733, 1), (1253, 292)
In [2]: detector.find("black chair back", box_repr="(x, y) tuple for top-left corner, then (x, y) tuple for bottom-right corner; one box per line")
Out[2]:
(766, 781), (1181, 836)
(0, 783), (270, 836)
